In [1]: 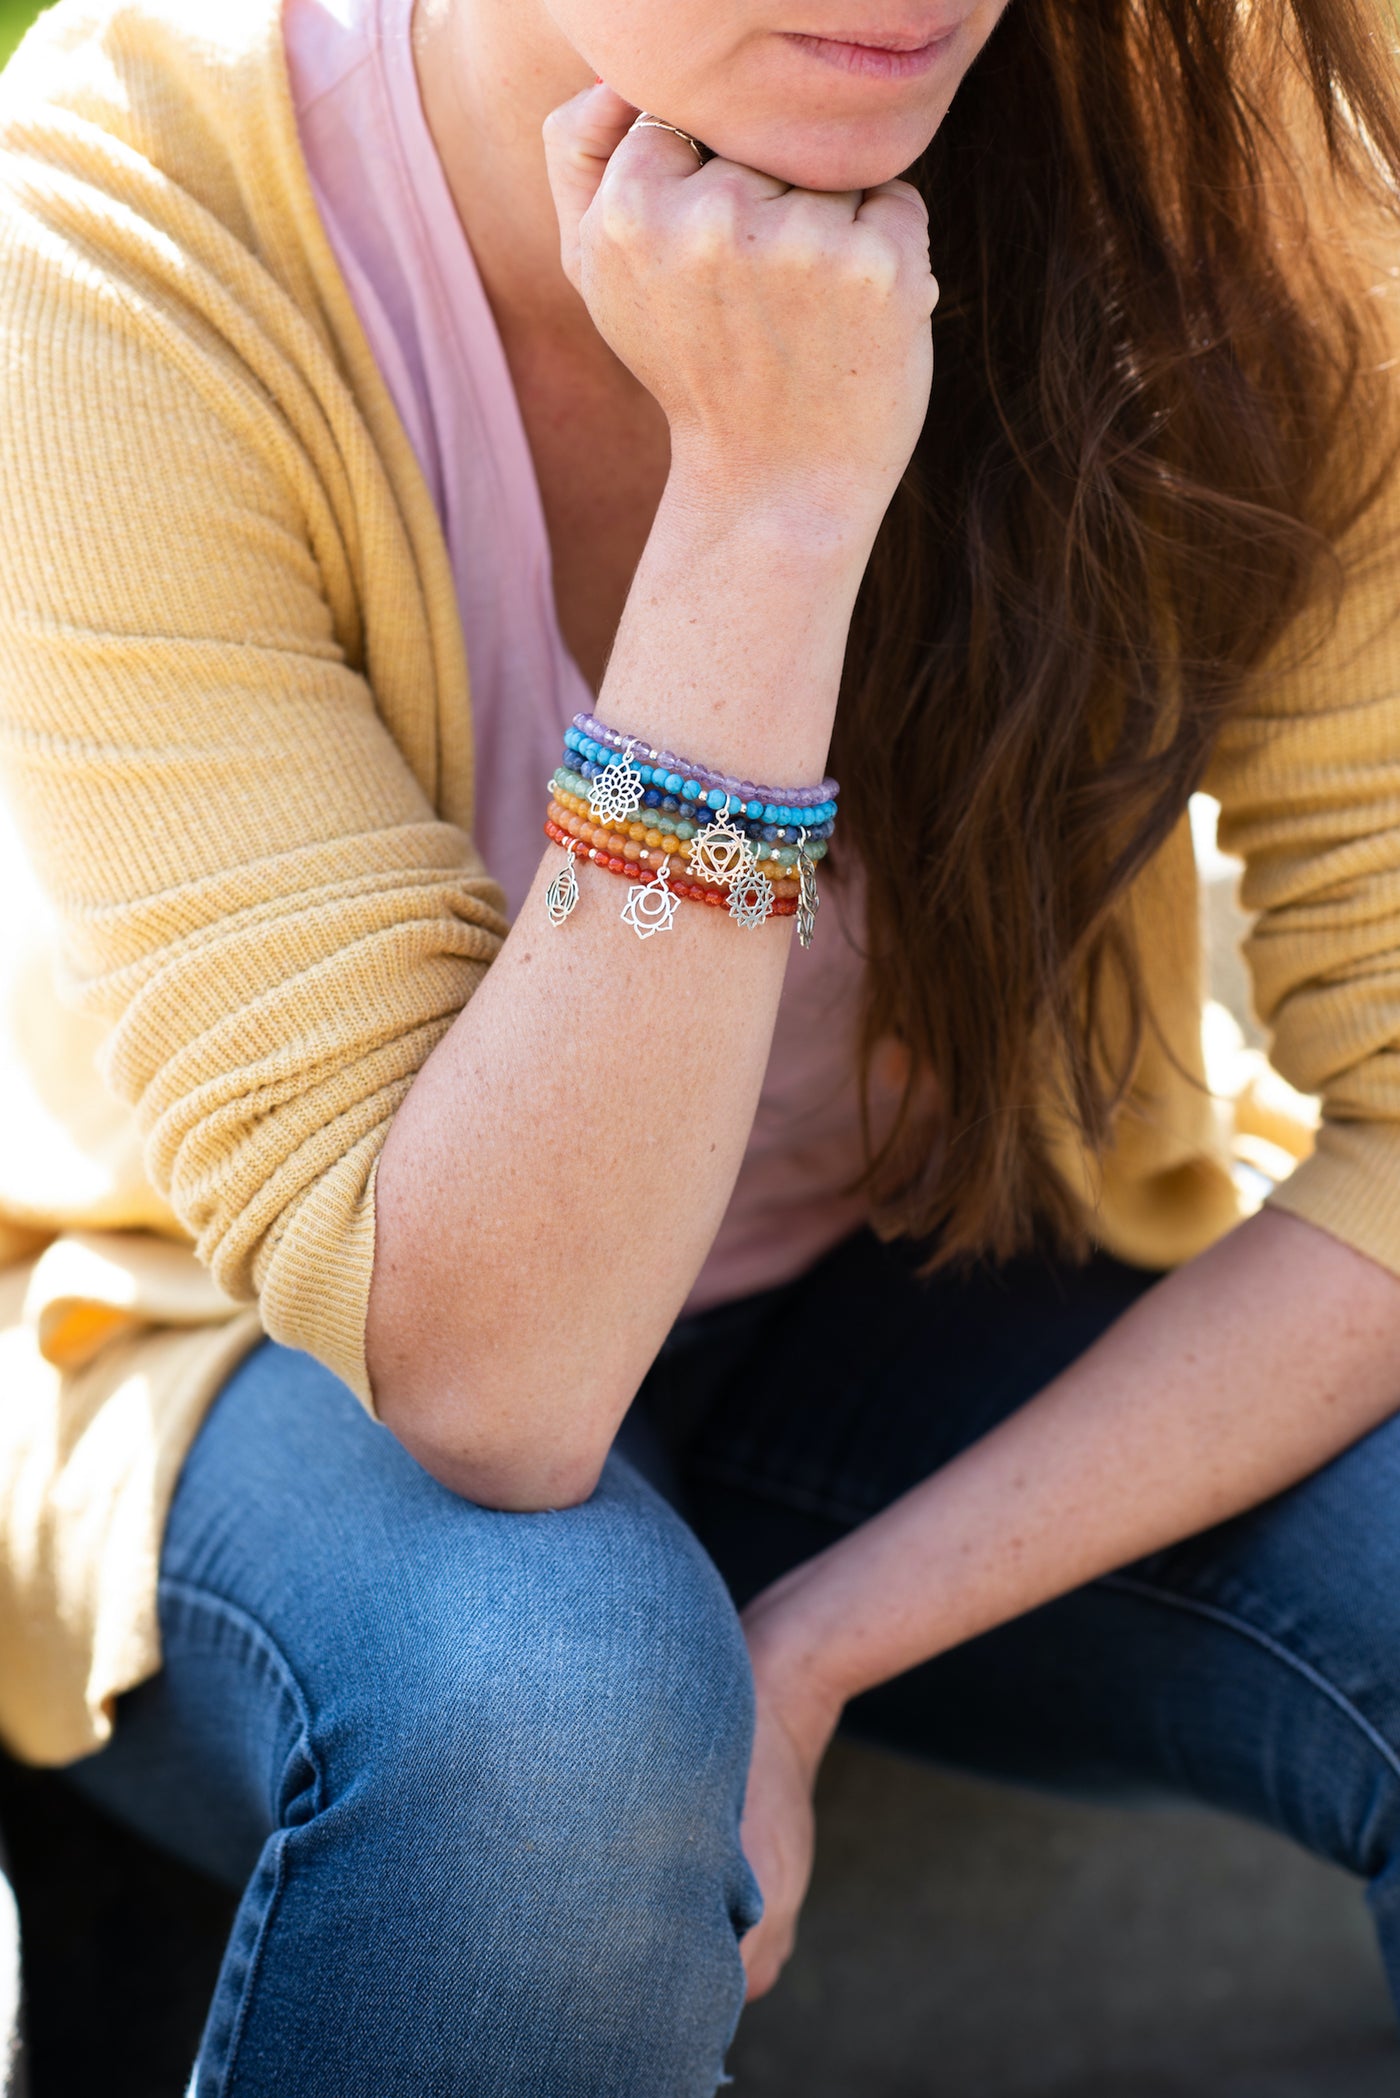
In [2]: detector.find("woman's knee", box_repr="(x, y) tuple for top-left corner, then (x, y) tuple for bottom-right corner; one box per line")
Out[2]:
(269, 1454), (760, 2075)
(330, 1453), (756, 1873)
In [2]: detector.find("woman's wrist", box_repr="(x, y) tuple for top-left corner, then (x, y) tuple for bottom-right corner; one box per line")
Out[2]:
(661, 445), (884, 572)
(741, 1568), (860, 1753)
(600, 471), (863, 787)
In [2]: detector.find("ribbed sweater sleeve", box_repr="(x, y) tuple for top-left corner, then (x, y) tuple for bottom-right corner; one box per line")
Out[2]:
(1210, 486), (1400, 1280)
(0, 8), (509, 1406)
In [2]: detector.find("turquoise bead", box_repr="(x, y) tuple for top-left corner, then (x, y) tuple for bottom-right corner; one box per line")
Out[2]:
(638, 764), (653, 784)
(763, 804), (778, 824)
(707, 788), (725, 810)
(665, 772), (684, 795)
(746, 799), (763, 820)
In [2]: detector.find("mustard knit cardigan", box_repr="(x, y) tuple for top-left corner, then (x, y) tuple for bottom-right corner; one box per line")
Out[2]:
(0, 0), (1398, 1766)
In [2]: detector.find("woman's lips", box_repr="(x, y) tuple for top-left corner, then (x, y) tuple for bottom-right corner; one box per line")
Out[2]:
(780, 28), (958, 79)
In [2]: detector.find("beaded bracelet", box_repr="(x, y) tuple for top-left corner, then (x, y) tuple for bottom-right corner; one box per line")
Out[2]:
(556, 760), (836, 845)
(549, 777), (825, 874)
(546, 802), (803, 904)
(569, 716), (838, 817)
(543, 819), (800, 934)
(545, 716), (834, 944)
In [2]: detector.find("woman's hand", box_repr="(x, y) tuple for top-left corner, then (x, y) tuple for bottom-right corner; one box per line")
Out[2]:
(739, 1598), (845, 1999)
(542, 84), (937, 541)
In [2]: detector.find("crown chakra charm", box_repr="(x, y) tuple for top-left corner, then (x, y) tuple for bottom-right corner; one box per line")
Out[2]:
(728, 867), (775, 929)
(621, 853), (680, 940)
(544, 838), (580, 927)
(686, 813), (756, 889)
(587, 740), (644, 828)
(796, 829), (820, 950)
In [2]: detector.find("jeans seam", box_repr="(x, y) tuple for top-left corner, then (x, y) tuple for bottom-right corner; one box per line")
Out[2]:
(218, 1830), (292, 2097)
(1101, 1570), (1400, 1785)
(158, 1574), (326, 1822)
(157, 1577), (320, 2097)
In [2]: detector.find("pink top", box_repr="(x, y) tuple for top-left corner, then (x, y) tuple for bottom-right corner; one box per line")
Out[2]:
(284, 0), (899, 1314)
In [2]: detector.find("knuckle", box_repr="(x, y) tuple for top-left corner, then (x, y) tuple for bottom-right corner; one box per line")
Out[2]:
(683, 189), (742, 261)
(847, 229), (901, 296)
(593, 180), (650, 249)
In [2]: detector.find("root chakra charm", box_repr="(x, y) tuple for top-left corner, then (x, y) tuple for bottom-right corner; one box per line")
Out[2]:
(544, 838), (580, 927)
(687, 813), (755, 889)
(796, 829), (820, 949)
(728, 867), (775, 929)
(621, 854), (680, 940)
(586, 739), (644, 828)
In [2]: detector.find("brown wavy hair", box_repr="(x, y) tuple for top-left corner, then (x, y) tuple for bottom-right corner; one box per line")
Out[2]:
(834, 0), (1400, 1265)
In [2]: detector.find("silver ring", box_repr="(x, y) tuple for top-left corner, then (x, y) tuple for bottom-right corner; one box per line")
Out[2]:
(631, 114), (708, 166)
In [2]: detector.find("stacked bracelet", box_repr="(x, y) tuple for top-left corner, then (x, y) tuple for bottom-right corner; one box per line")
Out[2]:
(568, 715), (839, 820)
(543, 715), (836, 945)
(547, 798), (803, 898)
(549, 772), (827, 875)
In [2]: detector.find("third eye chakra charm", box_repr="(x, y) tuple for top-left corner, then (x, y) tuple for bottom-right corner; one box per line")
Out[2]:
(545, 839), (580, 927)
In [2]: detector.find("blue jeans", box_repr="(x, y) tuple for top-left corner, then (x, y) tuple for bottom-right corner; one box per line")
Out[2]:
(70, 1227), (1400, 2093)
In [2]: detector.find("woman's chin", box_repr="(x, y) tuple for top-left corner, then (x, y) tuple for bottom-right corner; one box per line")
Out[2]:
(695, 112), (945, 193)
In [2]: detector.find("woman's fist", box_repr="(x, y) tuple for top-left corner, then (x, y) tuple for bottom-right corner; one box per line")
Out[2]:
(543, 84), (937, 538)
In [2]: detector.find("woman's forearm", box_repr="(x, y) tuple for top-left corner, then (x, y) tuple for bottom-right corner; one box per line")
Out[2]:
(366, 480), (869, 1507)
(745, 1207), (1400, 1718)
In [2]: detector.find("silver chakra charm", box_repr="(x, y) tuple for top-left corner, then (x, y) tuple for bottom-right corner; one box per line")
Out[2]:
(796, 829), (820, 950)
(587, 739), (644, 828)
(687, 813), (756, 889)
(544, 838), (580, 927)
(728, 867), (775, 929)
(621, 853), (680, 940)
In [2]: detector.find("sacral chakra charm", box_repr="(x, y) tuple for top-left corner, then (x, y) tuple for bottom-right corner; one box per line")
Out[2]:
(621, 854), (680, 940)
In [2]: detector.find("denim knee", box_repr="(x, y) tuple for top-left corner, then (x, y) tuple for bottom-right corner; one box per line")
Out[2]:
(316, 1453), (761, 1929)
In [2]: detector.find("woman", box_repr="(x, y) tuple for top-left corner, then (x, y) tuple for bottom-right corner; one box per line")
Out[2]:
(2, 0), (1400, 2085)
